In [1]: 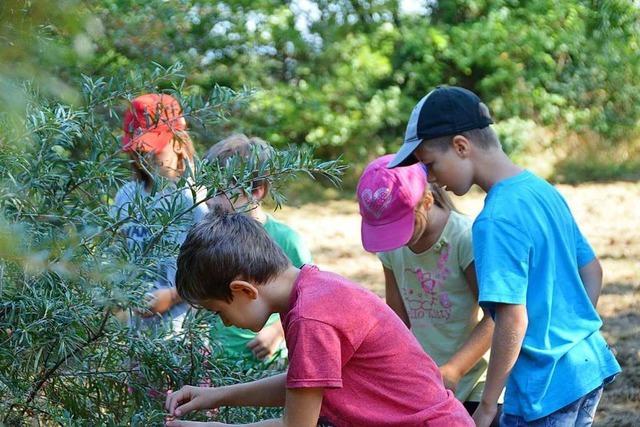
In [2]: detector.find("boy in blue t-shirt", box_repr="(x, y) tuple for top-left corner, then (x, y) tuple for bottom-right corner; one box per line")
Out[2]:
(389, 86), (621, 426)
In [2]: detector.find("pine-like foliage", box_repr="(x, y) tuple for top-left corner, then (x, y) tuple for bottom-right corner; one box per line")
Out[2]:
(0, 65), (344, 425)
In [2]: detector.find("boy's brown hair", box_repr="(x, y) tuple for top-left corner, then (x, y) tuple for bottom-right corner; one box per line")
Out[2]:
(176, 206), (290, 305)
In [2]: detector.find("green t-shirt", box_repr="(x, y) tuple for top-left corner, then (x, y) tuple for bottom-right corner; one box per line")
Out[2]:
(211, 214), (312, 359)
(378, 211), (488, 402)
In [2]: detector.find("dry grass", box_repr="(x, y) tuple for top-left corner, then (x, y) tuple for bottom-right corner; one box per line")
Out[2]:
(275, 181), (640, 426)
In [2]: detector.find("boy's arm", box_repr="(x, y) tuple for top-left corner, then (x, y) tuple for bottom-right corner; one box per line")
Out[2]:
(473, 303), (528, 427)
(439, 263), (494, 392)
(166, 373), (287, 418)
(383, 266), (411, 328)
(579, 258), (603, 308)
(166, 383), (323, 427)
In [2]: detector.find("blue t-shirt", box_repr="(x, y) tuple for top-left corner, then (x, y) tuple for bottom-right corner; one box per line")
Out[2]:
(473, 171), (620, 421)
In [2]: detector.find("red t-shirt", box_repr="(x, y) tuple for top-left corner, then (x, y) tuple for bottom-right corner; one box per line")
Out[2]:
(281, 265), (473, 427)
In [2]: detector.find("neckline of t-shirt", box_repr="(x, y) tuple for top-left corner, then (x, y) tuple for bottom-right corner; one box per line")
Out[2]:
(489, 169), (532, 194)
(284, 264), (316, 314)
(405, 210), (459, 256)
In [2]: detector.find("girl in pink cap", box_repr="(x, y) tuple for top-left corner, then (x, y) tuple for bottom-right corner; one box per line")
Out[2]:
(112, 93), (208, 332)
(357, 154), (501, 425)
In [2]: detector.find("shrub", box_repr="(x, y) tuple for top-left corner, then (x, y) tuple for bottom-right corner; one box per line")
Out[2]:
(0, 66), (343, 425)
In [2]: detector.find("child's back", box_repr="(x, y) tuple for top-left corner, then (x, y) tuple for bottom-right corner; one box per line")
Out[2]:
(473, 170), (620, 418)
(284, 264), (472, 426)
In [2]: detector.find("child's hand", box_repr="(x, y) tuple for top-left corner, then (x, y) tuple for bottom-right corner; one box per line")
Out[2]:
(438, 363), (462, 394)
(165, 420), (228, 427)
(165, 385), (220, 419)
(165, 420), (228, 426)
(246, 321), (285, 360)
(143, 288), (179, 316)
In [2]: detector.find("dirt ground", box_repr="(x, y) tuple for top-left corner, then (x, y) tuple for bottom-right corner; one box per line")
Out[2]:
(276, 181), (640, 426)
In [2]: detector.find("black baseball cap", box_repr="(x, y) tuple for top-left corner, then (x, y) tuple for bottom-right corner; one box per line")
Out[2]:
(388, 86), (493, 168)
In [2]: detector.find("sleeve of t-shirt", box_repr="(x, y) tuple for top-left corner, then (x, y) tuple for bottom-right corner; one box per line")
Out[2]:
(377, 251), (392, 270)
(283, 232), (313, 268)
(191, 186), (209, 223)
(472, 218), (532, 308)
(456, 222), (474, 271)
(574, 221), (596, 268)
(286, 318), (344, 389)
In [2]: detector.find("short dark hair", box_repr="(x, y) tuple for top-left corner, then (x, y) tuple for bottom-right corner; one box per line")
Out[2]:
(423, 103), (500, 151)
(205, 133), (274, 198)
(425, 126), (501, 151)
(176, 207), (290, 305)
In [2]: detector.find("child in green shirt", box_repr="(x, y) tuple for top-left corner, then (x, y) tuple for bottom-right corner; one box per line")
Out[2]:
(204, 134), (312, 361)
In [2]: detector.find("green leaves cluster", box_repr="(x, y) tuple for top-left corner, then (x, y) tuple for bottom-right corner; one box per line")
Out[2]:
(74, 0), (640, 173)
(0, 65), (344, 424)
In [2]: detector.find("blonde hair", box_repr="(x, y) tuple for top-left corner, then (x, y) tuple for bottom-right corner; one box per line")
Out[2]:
(205, 133), (274, 199)
(429, 183), (457, 212)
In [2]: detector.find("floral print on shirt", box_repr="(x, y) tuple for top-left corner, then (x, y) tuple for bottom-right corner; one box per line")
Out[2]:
(402, 239), (453, 321)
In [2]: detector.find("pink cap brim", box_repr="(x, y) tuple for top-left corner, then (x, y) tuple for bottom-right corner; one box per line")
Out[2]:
(361, 209), (416, 253)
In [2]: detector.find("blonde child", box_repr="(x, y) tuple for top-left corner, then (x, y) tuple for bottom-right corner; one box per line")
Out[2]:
(112, 93), (207, 331)
(203, 134), (311, 361)
(357, 154), (498, 423)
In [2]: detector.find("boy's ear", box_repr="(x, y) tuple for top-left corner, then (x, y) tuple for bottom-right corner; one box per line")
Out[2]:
(451, 135), (471, 158)
(229, 280), (259, 300)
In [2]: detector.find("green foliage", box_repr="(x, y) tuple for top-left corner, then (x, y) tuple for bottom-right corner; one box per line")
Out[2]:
(0, 65), (344, 424)
(1, 0), (639, 421)
(72, 0), (640, 180)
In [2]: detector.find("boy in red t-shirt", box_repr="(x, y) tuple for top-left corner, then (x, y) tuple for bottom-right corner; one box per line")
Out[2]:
(165, 209), (473, 427)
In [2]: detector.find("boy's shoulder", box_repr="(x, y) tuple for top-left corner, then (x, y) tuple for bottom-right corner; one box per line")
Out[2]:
(476, 171), (562, 222)
(286, 265), (385, 325)
(264, 214), (299, 236)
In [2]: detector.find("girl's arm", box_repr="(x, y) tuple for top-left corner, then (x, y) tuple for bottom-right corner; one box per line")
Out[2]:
(383, 266), (411, 328)
(439, 262), (494, 392)
(247, 319), (285, 360)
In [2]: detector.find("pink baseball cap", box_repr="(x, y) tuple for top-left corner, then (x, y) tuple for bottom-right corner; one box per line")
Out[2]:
(357, 154), (427, 252)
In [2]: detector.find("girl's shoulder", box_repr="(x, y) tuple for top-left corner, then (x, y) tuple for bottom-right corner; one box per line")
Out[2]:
(114, 181), (146, 207)
(447, 211), (473, 230)
(442, 211), (473, 244)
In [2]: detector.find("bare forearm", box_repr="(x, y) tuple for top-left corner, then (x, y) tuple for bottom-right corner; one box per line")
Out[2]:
(579, 259), (603, 308)
(383, 267), (411, 328)
(444, 313), (494, 378)
(481, 304), (527, 405)
(221, 373), (287, 407)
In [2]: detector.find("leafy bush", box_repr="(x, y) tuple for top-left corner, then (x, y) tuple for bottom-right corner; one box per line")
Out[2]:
(0, 66), (343, 425)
